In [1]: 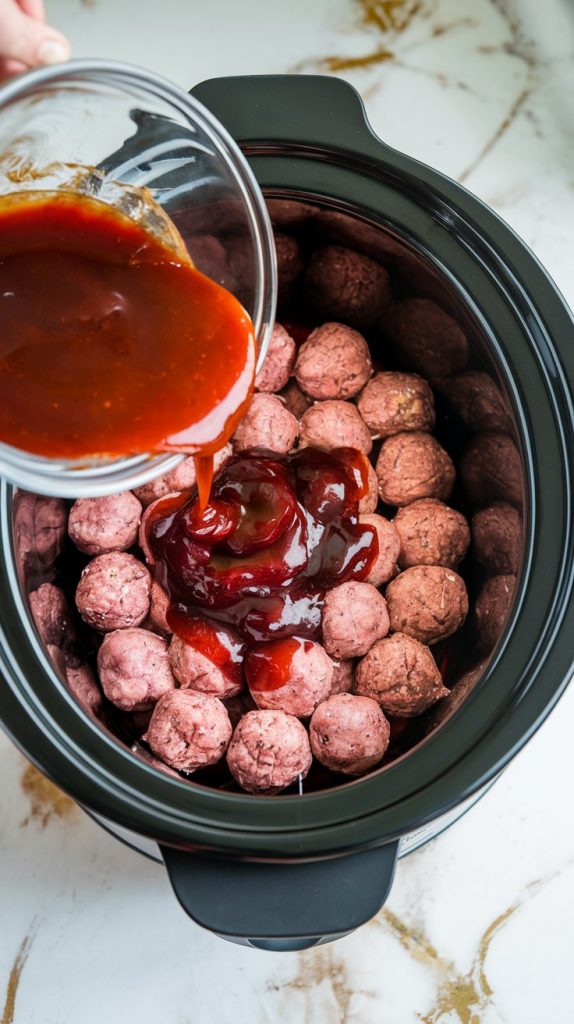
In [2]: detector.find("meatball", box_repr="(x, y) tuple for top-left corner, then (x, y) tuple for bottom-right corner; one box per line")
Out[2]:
(186, 234), (235, 291)
(460, 432), (522, 509)
(65, 663), (103, 716)
(75, 552), (151, 632)
(375, 432), (455, 506)
(359, 514), (400, 586)
(385, 565), (468, 645)
(304, 245), (391, 330)
(255, 322), (297, 393)
(330, 659), (355, 695)
(279, 379), (312, 418)
(146, 580), (172, 636)
(274, 233), (305, 307)
(29, 583), (76, 651)
(309, 693), (390, 774)
(321, 581), (389, 659)
(475, 574), (516, 654)
(471, 503), (521, 575)
(13, 492), (67, 586)
(355, 633), (448, 716)
(246, 637), (333, 718)
(232, 393), (298, 454)
(393, 499), (470, 569)
(226, 709), (312, 793)
(294, 322), (373, 401)
(358, 460), (380, 514)
(97, 628), (175, 711)
(146, 690), (232, 772)
(437, 371), (511, 433)
(267, 198), (317, 229)
(380, 297), (469, 378)
(299, 400), (372, 455)
(429, 660), (487, 728)
(357, 372), (435, 439)
(169, 629), (244, 700)
(68, 491), (142, 556)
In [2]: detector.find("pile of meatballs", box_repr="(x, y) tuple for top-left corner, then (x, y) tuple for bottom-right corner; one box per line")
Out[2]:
(16, 205), (523, 795)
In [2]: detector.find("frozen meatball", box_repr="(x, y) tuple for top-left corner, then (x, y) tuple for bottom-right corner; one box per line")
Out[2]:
(65, 663), (103, 716)
(355, 632), (448, 716)
(246, 637), (333, 718)
(186, 234), (235, 291)
(321, 581), (389, 659)
(472, 503), (521, 575)
(386, 565), (468, 645)
(29, 583), (76, 651)
(304, 245), (392, 330)
(330, 659), (355, 695)
(75, 552), (151, 632)
(279, 379), (312, 418)
(429, 660), (487, 728)
(13, 492), (67, 585)
(394, 499), (470, 569)
(359, 461), (380, 514)
(146, 580), (172, 636)
(475, 574), (516, 654)
(437, 371), (511, 433)
(169, 629), (244, 700)
(359, 514), (400, 586)
(97, 628), (175, 711)
(146, 690), (232, 772)
(232, 393), (298, 454)
(310, 693), (390, 774)
(255, 322), (297, 393)
(294, 322), (373, 401)
(376, 432), (455, 506)
(68, 492), (142, 556)
(275, 233), (305, 307)
(227, 709), (312, 793)
(380, 297), (469, 378)
(357, 372), (435, 439)
(460, 432), (522, 509)
(267, 198), (317, 229)
(299, 400), (372, 454)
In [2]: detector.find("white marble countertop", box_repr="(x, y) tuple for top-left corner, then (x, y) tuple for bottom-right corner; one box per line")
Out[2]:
(2, 1), (574, 1021)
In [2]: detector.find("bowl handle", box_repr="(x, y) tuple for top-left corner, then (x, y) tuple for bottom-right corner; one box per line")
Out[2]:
(160, 841), (398, 949)
(190, 74), (387, 159)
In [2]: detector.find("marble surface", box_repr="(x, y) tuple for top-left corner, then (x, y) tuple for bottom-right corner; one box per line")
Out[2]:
(2, 1), (574, 1021)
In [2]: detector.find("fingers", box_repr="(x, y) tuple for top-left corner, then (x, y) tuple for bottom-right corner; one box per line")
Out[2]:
(0, 0), (69, 70)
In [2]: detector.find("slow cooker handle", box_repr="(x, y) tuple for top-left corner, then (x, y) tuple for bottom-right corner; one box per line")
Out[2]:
(190, 74), (387, 159)
(161, 842), (398, 950)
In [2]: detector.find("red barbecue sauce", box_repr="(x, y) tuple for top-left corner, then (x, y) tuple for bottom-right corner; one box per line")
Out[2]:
(145, 446), (379, 690)
(0, 192), (256, 505)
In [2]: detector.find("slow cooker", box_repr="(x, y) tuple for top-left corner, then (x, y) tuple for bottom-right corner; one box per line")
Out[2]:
(1, 71), (573, 952)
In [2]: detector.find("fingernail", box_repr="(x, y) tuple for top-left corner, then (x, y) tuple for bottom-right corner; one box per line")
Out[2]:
(36, 40), (70, 66)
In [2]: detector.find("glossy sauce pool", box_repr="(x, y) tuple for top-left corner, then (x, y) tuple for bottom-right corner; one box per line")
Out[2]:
(0, 191), (256, 501)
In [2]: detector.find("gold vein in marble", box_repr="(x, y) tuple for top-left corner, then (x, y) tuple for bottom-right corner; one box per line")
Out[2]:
(20, 762), (76, 829)
(1, 930), (35, 1024)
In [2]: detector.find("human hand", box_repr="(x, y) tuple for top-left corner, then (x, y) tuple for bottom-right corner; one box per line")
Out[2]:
(0, 0), (69, 80)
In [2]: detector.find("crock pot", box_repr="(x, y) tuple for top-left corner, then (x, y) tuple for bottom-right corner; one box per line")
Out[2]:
(1, 73), (574, 952)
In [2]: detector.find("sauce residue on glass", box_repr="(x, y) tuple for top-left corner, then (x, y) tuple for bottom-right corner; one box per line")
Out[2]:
(0, 191), (256, 490)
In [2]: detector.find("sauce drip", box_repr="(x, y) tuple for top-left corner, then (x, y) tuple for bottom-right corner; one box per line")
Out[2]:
(147, 446), (380, 688)
(0, 192), (255, 462)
